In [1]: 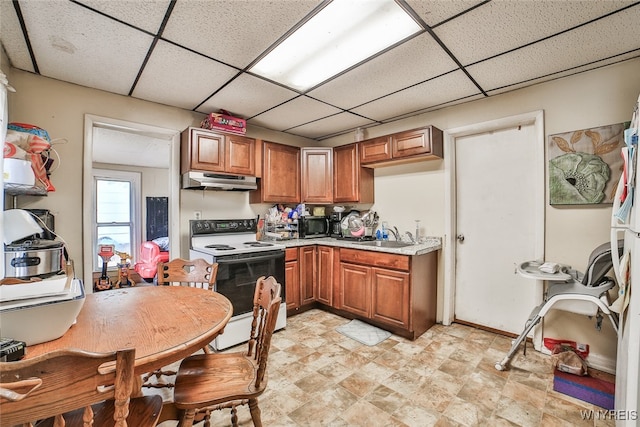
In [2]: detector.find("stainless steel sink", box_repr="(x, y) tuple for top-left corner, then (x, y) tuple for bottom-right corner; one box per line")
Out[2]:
(356, 240), (414, 248)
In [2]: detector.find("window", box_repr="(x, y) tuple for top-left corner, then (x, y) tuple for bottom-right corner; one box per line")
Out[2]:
(92, 169), (141, 270)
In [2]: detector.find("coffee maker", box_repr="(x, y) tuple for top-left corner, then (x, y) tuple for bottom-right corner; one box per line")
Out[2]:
(330, 212), (345, 237)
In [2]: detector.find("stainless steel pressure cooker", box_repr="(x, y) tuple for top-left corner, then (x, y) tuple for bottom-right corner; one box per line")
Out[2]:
(4, 239), (65, 279)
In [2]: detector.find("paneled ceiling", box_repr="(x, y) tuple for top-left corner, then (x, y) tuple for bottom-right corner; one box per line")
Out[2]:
(2, 0), (639, 141)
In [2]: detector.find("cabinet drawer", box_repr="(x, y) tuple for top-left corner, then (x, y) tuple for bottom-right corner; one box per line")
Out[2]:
(285, 247), (298, 262)
(340, 248), (409, 271)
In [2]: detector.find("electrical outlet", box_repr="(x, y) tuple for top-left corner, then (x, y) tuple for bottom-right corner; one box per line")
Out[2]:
(194, 211), (201, 220)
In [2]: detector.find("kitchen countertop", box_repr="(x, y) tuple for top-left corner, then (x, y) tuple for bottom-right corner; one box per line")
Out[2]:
(269, 236), (442, 256)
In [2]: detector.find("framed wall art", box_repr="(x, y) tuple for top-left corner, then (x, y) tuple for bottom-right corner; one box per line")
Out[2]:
(548, 123), (625, 205)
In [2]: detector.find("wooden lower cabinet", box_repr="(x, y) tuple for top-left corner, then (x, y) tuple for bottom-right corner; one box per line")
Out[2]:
(316, 246), (334, 306)
(285, 244), (437, 341)
(299, 246), (317, 305)
(339, 263), (370, 317)
(285, 248), (300, 313)
(371, 268), (410, 329)
(286, 246), (335, 316)
(338, 247), (436, 340)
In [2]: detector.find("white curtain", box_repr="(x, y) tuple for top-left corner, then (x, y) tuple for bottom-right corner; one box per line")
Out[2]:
(0, 68), (15, 279)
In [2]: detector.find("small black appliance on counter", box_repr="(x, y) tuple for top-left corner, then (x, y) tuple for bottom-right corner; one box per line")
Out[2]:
(330, 212), (345, 238)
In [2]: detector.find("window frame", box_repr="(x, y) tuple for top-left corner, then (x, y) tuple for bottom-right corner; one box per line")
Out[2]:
(92, 168), (141, 271)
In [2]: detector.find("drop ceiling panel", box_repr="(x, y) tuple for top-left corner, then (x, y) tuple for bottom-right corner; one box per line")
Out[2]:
(433, 1), (636, 66)
(162, 0), (322, 69)
(393, 93), (486, 120)
(18, 1), (153, 95)
(197, 73), (298, 118)
(467, 9), (640, 91)
(249, 96), (343, 132)
(352, 71), (480, 122)
(74, 0), (171, 34)
(0, 2), (34, 73)
(406, 0), (486, 27)
(288, 112), (375, 140)
(133, 40), (239, 110)
(308, 33), (458, 110)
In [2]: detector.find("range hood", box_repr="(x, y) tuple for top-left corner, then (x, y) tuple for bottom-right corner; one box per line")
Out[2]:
(182, 171), (257, 191)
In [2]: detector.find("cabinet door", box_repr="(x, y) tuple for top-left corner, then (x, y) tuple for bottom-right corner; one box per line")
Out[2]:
(360, 136), (392, 164)
(333, 144), (374, 204)
(187, 128), (225, 172)
(371, 268), (410, 329)
(225, 134), (255, 176)
(339, 263), (370, 317)
(260, 142), (301, 203)
(301, 148), (333, 203)
(285, 259), (300, 312)
(299, 246), (317, 305)
(316, 246), (334, 305)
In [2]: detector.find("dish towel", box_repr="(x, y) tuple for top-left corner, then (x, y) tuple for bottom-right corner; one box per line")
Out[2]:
(610, 250), (631, 314)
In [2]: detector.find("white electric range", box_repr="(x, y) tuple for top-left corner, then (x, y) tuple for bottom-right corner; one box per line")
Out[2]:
(189, 218), (286, 350)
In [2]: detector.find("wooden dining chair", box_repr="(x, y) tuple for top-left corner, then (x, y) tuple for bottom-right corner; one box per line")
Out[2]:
(172, 275), (282, 427)
(141, 257), (219, 391)
(157, 257), (218, 291)
(0, 348), (162, 427)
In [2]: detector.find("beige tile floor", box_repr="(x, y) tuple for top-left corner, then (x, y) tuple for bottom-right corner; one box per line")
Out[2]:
(157, 309), (616, 427)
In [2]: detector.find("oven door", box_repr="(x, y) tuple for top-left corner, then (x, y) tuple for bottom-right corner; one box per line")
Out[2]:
(214, 250), (285, 317)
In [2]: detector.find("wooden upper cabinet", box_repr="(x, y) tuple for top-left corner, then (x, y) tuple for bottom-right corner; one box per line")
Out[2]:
(225, 134), (255, 176)
(392, 126), (442, 159)
(332, 143), (374, 204)
(360, 136), (392, 165)
(301, 148), (333, 204)
(359, 126), (443, 167)
(181, 127), (255, 175)
(250, 141), (300, 204)
(182, 127), (224, 173)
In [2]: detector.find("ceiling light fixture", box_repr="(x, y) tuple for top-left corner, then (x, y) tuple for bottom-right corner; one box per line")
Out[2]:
(249, 0), (422, 91)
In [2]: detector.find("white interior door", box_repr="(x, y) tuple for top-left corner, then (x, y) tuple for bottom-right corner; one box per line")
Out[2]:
(450, 114), (544, 335)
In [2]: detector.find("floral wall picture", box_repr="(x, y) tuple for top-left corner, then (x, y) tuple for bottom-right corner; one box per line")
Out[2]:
(548, 123), (624, 205)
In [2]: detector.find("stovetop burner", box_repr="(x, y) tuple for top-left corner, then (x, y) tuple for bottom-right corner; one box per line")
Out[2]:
(243, 242), (273, 247)
(204, 244), (234, 250)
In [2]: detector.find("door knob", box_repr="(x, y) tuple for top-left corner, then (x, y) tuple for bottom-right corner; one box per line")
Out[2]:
(457, 234), (465, 242)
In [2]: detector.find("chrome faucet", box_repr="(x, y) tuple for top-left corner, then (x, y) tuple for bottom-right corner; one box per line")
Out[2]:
(388, 226), (400, 241)
(404, 231), (416, 244)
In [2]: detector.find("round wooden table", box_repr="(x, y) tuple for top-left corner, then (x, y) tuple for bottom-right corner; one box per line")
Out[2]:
(26, 286), (233, 376)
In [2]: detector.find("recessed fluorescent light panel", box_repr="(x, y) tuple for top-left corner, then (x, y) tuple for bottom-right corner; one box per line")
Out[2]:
(250, 0), (422, 91)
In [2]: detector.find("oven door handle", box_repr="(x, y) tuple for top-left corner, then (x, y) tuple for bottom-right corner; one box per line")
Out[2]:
(215, 252), (284, 265)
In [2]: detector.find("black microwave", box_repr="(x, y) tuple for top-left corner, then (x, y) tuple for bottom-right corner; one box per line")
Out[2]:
(298, 216), (330, 239)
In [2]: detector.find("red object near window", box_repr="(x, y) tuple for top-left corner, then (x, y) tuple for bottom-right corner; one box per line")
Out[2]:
(134, 241), (169, 282)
